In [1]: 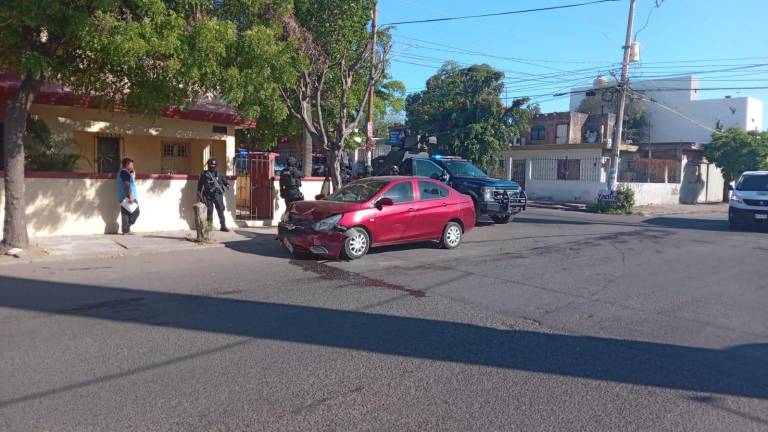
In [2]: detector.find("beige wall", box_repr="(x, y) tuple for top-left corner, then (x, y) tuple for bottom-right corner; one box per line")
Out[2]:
(0, 177), (237, 238)
(267, 179), (326, 223)
(30, 104), (236, 175)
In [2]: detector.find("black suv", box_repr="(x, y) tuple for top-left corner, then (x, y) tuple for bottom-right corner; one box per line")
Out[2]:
(398, 156), (526, 223)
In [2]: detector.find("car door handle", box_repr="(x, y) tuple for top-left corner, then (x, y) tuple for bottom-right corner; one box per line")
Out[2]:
(441, 202), (448, 207)
(408, 208), (416, 212)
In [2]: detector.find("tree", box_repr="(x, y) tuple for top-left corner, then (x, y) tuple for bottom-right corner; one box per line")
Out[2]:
(405, 62), (538, 169)
(372, 78), (406, 137)
(704, 128), (768, 200)
(578, 91), (648, 144)
(277, 0), (391, 189)
(0, 0), (293, 249)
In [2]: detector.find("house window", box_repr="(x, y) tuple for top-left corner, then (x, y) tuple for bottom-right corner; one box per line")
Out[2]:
(96, 137), (121, 174)
(557, 159), (580, 180)
(531, 125), (545, 141)
(161, 142), (191, 174)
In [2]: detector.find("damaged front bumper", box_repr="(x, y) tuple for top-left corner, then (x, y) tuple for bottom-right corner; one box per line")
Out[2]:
(277, 221), (349, 258)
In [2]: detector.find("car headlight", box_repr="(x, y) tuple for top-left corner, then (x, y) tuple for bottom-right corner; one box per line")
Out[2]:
(480, 186), (494, 202)
(730, 194), (743, 203)
(312, 214), (342, 232)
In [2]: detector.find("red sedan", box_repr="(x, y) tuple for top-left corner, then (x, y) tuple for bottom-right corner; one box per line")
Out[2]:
(277, 176), (476, 259)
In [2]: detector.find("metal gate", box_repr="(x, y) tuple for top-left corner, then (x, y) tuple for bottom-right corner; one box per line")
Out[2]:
(236, 152), (276, 220)
(511, 159), (526, 190)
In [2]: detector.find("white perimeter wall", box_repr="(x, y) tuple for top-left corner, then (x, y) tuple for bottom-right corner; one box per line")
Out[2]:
(0, 177), (237, 237)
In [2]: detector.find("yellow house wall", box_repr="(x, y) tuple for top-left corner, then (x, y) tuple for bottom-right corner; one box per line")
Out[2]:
(29, 104), (236, 175)
(0, 177), (237, 237)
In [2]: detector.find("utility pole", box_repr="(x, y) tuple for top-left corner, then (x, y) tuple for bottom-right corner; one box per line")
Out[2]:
(607, 0), (637, 191)
(365, 0), (378, 169)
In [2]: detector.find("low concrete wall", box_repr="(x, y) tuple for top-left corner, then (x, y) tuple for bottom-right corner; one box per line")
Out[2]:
(623, 182), (681, 206)
(0, 173), (237, 238)
(524, 179), (607, 203)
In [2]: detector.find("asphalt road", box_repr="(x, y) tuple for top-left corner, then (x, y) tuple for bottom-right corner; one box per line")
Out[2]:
(1, 208), (767, 431)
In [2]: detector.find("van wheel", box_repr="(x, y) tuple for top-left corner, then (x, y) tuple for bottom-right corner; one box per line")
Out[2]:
(492, 215), (511, 224)
(440, 222), (463, 249)
(344, 228), (370, 259)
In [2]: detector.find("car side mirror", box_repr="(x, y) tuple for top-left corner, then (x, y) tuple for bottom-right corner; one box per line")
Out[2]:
(727, 184), (733, 191)
(439, 169), (449, 182)
(375, 197), (394, 209)
(315, 193), (327, 200)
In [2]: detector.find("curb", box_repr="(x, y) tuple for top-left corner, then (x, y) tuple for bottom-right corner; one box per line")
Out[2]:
(0, 241), (226, 267)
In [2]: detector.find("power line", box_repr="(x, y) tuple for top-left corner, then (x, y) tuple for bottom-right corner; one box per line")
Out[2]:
(380, 0), (623, 26)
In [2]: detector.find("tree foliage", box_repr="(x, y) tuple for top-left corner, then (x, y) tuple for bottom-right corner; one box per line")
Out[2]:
(24, 116), (80, 172)
(405, 62), (538, 168)
(578, 91), (648, 143)
(704, 128), (768, 183)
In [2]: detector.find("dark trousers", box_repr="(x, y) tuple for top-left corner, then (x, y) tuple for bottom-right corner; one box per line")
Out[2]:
(204, 193), (226, 227)
(120, 201), (140, 233)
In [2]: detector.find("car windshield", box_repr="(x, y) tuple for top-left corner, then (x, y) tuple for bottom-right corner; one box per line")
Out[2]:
(440, 160), (487, 177)
(327, 180), (389, 203)
(736, 174), (768, 191)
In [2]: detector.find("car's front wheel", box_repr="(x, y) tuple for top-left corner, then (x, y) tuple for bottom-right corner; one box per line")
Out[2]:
(440, 222), (463, 249)
(344, 227), (370, 259)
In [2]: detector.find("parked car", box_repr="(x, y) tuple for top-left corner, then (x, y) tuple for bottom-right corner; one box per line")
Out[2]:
(729, 171), (768, 229)
(397, 156), (526, 224)
(277, 176), (476, 259)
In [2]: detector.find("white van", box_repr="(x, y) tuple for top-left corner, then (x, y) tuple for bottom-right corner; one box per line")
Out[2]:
(729, 171), (768, 229)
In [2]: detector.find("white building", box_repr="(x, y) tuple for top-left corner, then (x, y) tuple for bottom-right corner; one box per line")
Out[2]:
(570, 76), (764, 143)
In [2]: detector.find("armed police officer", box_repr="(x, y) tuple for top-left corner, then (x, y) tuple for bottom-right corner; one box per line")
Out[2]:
(279, 156), (304, 207)
(197, 158), (230, 232)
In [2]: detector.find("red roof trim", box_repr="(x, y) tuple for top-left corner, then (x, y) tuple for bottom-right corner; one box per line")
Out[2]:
(0, 74), (254, 127)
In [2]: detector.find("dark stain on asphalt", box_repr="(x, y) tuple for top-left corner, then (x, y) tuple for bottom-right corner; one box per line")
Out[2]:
(64, 297), (145, 313)
(289, 259), (426, 298)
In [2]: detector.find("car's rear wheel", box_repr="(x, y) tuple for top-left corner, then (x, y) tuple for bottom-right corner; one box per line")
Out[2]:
(492, 214), (511, 224)
(440, 222), (463, 249)
(344, 227), (370, 259)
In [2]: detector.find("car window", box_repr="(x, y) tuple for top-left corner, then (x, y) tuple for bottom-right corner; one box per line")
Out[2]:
(418, 181), (449, 200)
(415, 159), (444, 179)
(381, 181), (414, 203)
(441, 160), (487, 177)
(736, 174), (768, 191)
(327, 180), (388, 203)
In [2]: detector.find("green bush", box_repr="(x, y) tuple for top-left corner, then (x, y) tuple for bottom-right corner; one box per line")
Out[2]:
(588, 185), (635, 214)
(24, 116), (80, 172)
(615, 185), (635, 213)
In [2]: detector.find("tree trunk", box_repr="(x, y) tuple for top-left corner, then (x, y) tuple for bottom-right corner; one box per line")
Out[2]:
(328, 146), (342, 191)
(2, 77), (39, 250)
(723, 180), (731, 203)
(302, 125), (313, 177)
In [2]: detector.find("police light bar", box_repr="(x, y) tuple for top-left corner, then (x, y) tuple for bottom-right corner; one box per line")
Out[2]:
(436, 156), (463, 160)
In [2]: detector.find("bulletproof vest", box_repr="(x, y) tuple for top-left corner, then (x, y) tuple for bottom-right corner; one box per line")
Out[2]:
(280, 168), (300, 192)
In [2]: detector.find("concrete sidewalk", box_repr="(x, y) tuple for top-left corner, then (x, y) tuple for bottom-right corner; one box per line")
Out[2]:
(529, 200), (728, 217)
(0, 228), (277, 266)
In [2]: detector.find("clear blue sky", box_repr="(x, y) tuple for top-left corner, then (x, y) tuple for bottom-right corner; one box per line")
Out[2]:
(379, 0), (768, 128)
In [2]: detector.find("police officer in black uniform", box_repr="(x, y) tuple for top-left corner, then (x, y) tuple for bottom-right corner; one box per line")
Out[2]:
(197, 158), (230, 231)
(279, 156), (304, 207)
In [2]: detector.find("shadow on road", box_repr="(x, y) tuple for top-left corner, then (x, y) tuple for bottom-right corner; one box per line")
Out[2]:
(0, 276), (766, 408)
(643, 217), (731, 232)
(514, 217), (593, 226)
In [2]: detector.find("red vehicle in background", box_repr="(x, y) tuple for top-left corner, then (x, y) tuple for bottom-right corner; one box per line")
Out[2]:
(277, 177), (476, 259)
